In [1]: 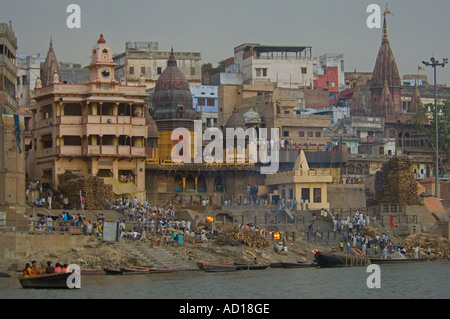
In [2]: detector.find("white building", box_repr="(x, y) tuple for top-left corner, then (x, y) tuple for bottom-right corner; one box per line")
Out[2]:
(232, 43), (314, 89)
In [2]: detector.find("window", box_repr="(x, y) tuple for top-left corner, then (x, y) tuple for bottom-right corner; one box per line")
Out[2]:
(157, 67), (162, 75)
(283, 131), (289, 137)
(191, 68), (195, 76)
(129, 67), (134, 75)
(307, 132), (314, 138)
(255, 68), (267, 77)
(313, 188), (321, 203)
(141, 67), (145, 75)
(299, 131), (304, 137)
(207, 98), (215, 107)
(301, 67), (307, 74)
(315, 132), (321, 138)
(197, 98), (206, 106)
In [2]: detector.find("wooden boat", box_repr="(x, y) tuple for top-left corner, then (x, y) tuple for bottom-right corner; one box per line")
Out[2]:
(0, 272), (11, 278)
(147, 267), (177, 273)
(103, 268), (123, 275)
(314, 251), (370, 268)
(268, 262), (283, 268)
(19, 273), (74, 289)
(280, 262), (317, 268)
(197, 263), (237, 272)
(369, 258), (427, 264)
(234, 263), (269, 270)
(120, 266), (150, 275)
(81, 269), (105, 275)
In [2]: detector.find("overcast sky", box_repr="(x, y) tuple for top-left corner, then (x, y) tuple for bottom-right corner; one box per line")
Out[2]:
(2, 0), (450, 84)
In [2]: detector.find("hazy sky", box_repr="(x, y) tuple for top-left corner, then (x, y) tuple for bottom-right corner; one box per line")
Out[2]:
(2, 0), (450, 84)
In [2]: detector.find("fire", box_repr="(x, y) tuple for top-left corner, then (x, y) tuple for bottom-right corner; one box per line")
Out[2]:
(312, 249), (319, 254)
(273, 232), (280, 240)
(206, 216), (214, 222)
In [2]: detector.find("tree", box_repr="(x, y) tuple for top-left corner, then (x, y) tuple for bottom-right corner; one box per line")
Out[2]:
(412, 100), (450, 173)
(201, 60), (226, 77)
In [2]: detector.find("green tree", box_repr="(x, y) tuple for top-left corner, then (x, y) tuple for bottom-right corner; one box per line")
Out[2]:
(412, 101), (450, 173)
(201, 60), (226, 77)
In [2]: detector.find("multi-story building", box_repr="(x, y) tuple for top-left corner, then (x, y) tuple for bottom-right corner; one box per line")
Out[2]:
(0, 22), (18, 114)
(191, 85), (218, 129)
(27, 34), (148, 200)
(232, 43), (314, 89)
(317, 53), (345, 91)
(113, 41), (202, 89)
(218, 84), (331, 150)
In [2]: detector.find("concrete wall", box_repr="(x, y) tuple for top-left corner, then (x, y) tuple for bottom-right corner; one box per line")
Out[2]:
(327, 183), (366, 210)
(0, 234), (90, 261)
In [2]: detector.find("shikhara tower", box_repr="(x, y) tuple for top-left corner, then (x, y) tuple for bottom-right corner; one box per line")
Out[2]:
(369, 11), (402, 120)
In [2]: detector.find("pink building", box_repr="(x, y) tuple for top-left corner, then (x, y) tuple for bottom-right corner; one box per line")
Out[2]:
(27, 35), (148, 201)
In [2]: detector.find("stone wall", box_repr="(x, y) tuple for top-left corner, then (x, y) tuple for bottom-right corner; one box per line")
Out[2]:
(0, 233), (90, 261)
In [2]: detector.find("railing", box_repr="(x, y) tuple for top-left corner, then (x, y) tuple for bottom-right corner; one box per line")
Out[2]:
(0, 218), (87, 235)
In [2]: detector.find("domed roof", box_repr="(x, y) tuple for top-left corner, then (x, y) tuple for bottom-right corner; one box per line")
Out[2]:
(242, 108), (262, 125)
(152, 48), (193, 110)
(225, 107), (245, 129)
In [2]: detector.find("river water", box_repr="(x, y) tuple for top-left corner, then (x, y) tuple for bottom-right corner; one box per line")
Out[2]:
(0, 261), (448, 300)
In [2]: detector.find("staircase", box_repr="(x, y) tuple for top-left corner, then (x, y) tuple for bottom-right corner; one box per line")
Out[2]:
(124, 242), (198, 271)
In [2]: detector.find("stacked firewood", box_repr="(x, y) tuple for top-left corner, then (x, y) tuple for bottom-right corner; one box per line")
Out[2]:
(58, 171), (114, 210)
(215, 225), (270, 249)
(373, 157), (420, 205)
(403, 233), (450, 259)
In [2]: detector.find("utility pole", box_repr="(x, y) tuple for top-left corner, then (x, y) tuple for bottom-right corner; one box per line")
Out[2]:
(422, 57), (448, 198)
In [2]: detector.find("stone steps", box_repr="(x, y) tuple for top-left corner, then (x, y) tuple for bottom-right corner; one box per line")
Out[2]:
(127, 243), (198, 270)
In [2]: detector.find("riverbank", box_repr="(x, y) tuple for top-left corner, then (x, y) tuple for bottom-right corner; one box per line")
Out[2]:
(3, 222), (449, 275)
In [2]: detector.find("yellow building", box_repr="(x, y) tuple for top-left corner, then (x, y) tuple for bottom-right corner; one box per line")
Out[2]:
(264, 150), (332, 210)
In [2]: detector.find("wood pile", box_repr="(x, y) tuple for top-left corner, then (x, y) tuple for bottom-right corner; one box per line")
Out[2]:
(58, 171), (114, 210)
(215, 225), (270, 249)
(402, 233), (450, 259)
(373, 157), (420, 205)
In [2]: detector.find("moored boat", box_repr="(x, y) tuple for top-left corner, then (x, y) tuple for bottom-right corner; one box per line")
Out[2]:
(103, 268), (122, 275)
(19, 273), (74, 289)
(234, 263), (269, 270)
(314, 251), (370, 268)
(198, 263), (237, 272)
(147, 267), (177, 273)
(120, 266), (150, 275)
(369, 258), (427, 264)
(280, 262), (317, 268)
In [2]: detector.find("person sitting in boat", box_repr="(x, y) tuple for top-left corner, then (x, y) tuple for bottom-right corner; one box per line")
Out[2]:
(22, 263), (32, 278)
(31, 261), (41, 276)
(54, 263), (62, 273)
(45, 261), (55, 274)
(62, 264), (69, 273)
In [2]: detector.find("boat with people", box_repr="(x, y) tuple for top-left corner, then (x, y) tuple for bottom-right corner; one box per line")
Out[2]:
(313, 250), (370, 268)
(18, 272), (75, 289)
(197, 263), (237, 272)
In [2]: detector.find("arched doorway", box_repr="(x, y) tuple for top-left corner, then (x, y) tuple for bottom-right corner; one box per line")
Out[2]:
(198, 175), (206, 193)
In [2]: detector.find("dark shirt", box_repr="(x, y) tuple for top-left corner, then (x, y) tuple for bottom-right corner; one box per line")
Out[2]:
(46, 266), (55, 274)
